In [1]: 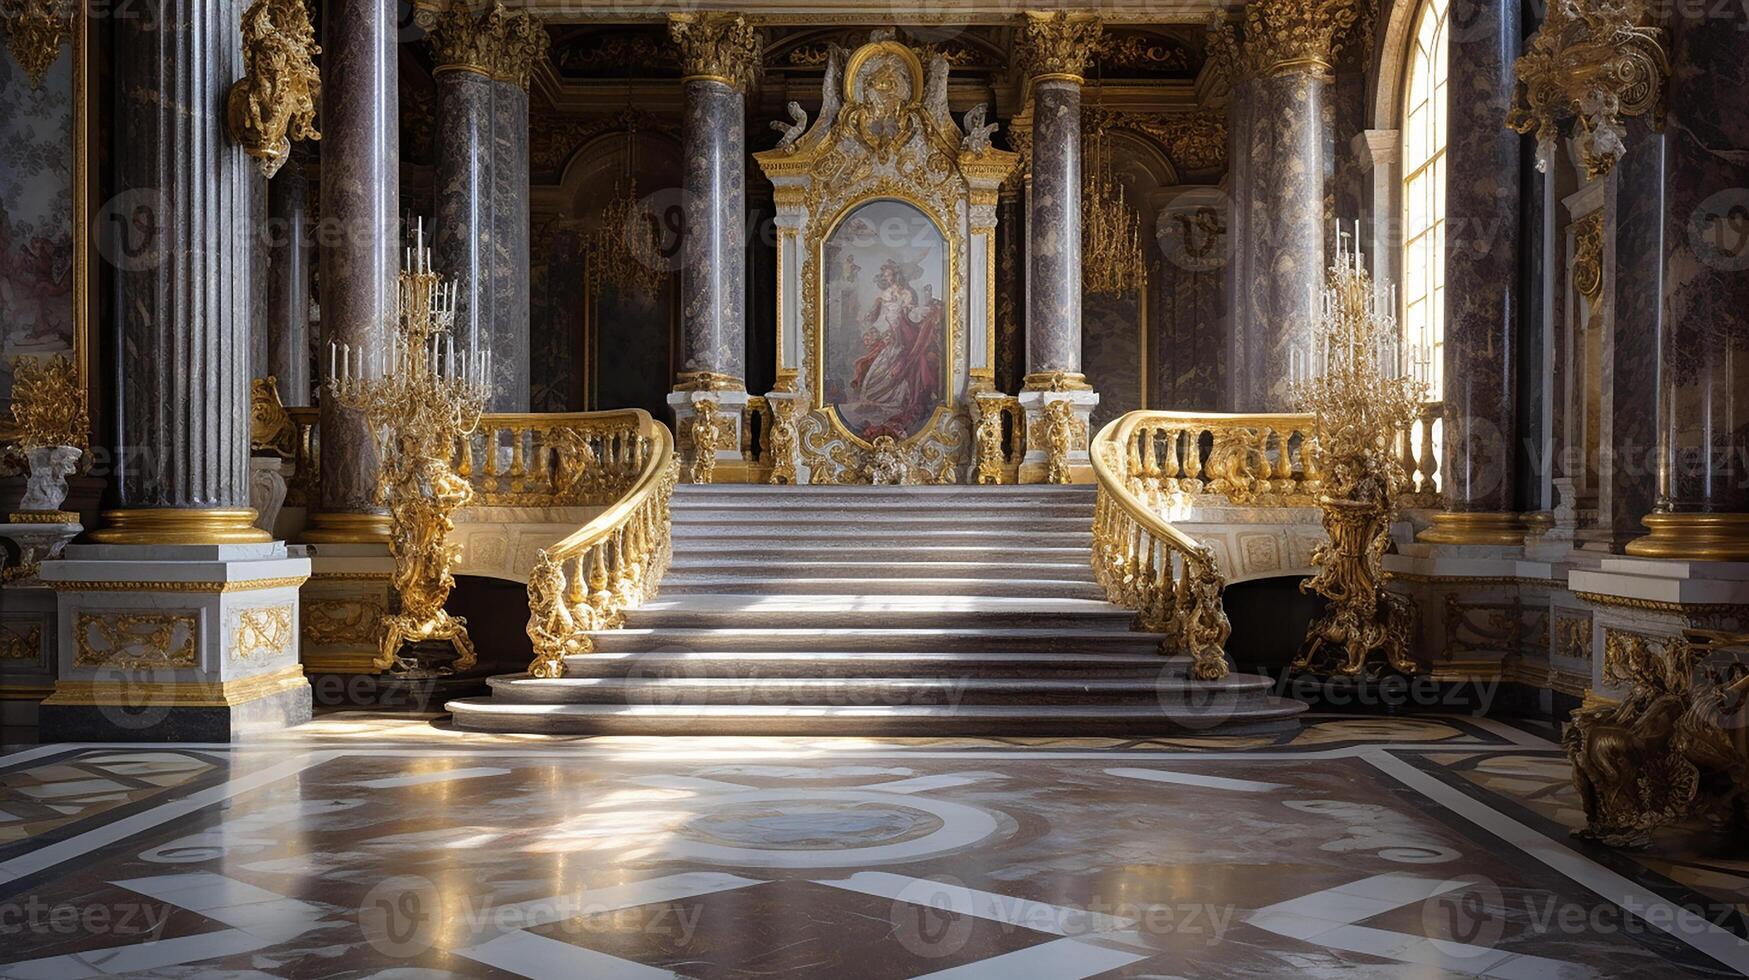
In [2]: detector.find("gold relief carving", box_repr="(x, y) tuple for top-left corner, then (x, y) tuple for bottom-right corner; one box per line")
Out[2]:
(0, 0), (70, 89)
(1205, 0), (1361, 80)
(1566, 628), (1749, 848)
(1556, 613), (1593, 661)
(1509, 0), (1668, 178)
(672, 371), (745, 393)
(1099, 32), (1192, 74)
(302, 594), (388, 648)
(1573, 212), (1605, 302)
(4, 353), (87, 451)
(429, 0), (549, 89)
(1019, 11), (1103, 82)
(668, 11), (760, 90)
(767, 398), (799, 485)
(226, 0), (320, 179)
(250, 377), (296, 457)
(74, 612), (198, 670)
(1043, 399), (1081, 485)
(0, 622), (41, 661)
(230, 603), (294, 664)
(50, 576), (306, 594)
(686, 398), (724, 485)
(1572, 591), (1749, 616)
(973, 398), (1005, 485)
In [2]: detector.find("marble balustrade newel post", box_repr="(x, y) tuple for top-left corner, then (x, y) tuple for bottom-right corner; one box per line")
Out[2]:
(429, 1), (546, 413)
(1209, 0), (1351, 416)
(1418, 0), (1525, 545)
(666, 12), (760, 478)
(1016, 11), (1101, 484)
(307, 0), (398, 543)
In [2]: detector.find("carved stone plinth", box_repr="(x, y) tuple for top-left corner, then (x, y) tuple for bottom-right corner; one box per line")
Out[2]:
(300, 543), (396, 674)
(1017, 389), (1098, 485)
(668, 388), (750, 484)
(37, 543), (312, 741)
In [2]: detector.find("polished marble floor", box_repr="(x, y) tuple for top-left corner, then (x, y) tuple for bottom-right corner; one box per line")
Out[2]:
(1, 714), (1746, 978)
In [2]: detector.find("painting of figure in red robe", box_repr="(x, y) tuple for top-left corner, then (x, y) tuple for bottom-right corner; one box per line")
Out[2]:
(822, 199), (947, 442)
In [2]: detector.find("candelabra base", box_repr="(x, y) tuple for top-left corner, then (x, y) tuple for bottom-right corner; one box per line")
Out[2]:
(380, 609), (477, 675)
(1291, 590), (1419, 679)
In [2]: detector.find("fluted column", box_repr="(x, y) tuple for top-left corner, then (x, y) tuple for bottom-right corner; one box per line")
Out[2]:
(1015, 11), (1101, 483)
(1419, 0), (1525, 544)
(90, 0), (266, 543)
(429, 1), (545, 412)
(1209, 0), (1353, 413)
(266, 161), (312, 406)
(1627, 11), (1749, 558)
(666, 12), (759, 477)
(308, 0), (397, 543)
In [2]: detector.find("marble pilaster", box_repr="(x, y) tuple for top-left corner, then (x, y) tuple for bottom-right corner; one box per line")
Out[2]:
(95, 0), (264, 543)
(1420, 0), (1524, 544)
(266, 162), (312, 406)
(1627, 11), (1749, 559)
(308, 0), (398, 543)
(490, 76), (532, 410)
(432, 64), (494, 372)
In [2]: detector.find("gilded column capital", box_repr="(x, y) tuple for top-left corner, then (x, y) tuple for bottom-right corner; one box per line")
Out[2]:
(428, 1), (549, 90)
(0, 0), (71, 89)
(1019, 10), (1103, 83)
(668, 11), (761, 91)
(1205, 0), (1361, 81)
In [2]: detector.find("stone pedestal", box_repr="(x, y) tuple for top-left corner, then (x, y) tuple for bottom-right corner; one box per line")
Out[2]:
(299, 543), (396, 674)
(1017, 388), (1098, 485)
(1570, 558), (1749, 702)
(37, 543), (312, 741)
(668, 388), (751, 483)
(0, 517), (81, 725)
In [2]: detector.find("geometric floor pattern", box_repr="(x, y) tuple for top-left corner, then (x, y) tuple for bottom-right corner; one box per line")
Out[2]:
(2, 714), (1747, 978)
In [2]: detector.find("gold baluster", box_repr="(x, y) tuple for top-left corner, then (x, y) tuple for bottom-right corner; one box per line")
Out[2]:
(1161, 427), (1181, 482)
(1274, 428), (1294, 482)
(1419, 408), (1439, 494)
(1183, 427), (1203, 484)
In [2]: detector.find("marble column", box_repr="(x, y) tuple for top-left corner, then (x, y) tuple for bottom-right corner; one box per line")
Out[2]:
(1419, 0), (1525, 544)
(666, 12), (759, 477)
(1210, 2), (1344, 414)
(92, 0), (265, 542)
(428, 2), (545, 412)
(1016, 11), (1101, 484)
(1627, 12), (1749, 558)
(44, 0), (311, 741)
(266, 161), (312, 406)
(308, 0), (398, 543)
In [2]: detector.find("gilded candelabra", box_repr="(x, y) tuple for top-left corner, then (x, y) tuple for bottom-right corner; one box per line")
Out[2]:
(1081, 123), (1145, 298)
(1289, 225), (1430, 678)
(327, 219), (492, 672)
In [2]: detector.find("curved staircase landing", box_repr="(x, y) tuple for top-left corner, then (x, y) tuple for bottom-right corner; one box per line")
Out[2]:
(447, 485), (1306, 735)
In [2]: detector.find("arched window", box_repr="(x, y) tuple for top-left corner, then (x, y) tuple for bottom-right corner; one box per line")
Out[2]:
(1401, 0), (1448, 396)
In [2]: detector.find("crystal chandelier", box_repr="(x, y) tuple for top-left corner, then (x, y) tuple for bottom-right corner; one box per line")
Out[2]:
(1288, 222), (1432, 679)
(326, 218), (493, 673)
(587, 119), (668, 299)
(1081, 124), (1146, 298)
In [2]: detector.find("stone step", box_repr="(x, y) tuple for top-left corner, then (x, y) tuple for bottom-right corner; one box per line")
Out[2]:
(672, 516), (1092, 533)
(664, 558), (1096, 580)
(445, 696), (1309, 736)
(657, 576), (1107, 599)
(670, 528), (1094, 545)
(672, 506), (1093, 523)
(587, 627), (1162, 655)
(671, 485), (1096, 500)
(667, 543), (1094, 563)
(478, 672), (1274, 707)
(623, 594), (1137, 630)
(559, 649), (1183, 679)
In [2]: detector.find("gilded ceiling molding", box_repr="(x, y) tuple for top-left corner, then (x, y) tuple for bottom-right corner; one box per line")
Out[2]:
(668, 11), (761, 91)
(0, 0), (70, 89)
(1019, 10), (1103, 82)
(429, 0), (550, 90)
(1507, 0), (1668, 179)
(1204, 0), (1361, 81)
(1086, 108), (1227, 173)
(226, 0), (321, 180)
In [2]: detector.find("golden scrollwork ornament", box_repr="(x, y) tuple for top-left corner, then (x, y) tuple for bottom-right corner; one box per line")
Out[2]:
(1205, 0), (1361, 81)
(0, 0), (71, 89)
(226, 0), (321, 180)
(687, 398), (723, 485)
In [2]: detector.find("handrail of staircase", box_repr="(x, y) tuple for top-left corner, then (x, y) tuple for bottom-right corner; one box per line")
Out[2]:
(1089, 413), (1235, 680)
(522, 408), (679, 679)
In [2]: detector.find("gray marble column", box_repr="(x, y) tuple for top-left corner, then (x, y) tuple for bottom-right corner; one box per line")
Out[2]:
(677, 76), (748, 387)
(266, 162), (312, 406)
(309, 0), (397, 542)
(1420, 0), (1524, 544)
(92, 0), (265, 542)
(1024, 76), (1084, 382)
(1627, 11), (1749, 558)
(428, 3), (543, 412)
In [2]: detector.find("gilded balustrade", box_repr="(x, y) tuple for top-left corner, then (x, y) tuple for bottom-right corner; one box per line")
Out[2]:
(460, 411), (653, 507)
(524, 410), (678, 678)
(973, 395), (1027, 485)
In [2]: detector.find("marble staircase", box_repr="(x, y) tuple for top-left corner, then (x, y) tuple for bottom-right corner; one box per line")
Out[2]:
(447, 485), (1306, 735)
